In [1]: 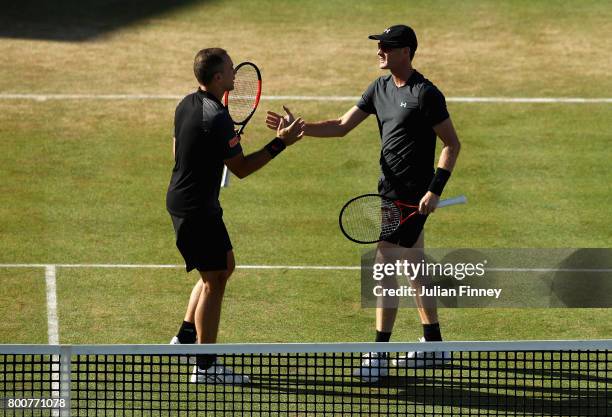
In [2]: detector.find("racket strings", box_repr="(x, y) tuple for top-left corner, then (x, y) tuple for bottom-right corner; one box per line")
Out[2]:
(228, 65), (260, 123)
(341, 197), (401, 242)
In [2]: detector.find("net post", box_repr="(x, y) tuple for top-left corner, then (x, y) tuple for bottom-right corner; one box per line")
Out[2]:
(59, 345), (72, 417)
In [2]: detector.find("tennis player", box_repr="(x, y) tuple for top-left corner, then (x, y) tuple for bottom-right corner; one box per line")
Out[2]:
(166, 48), (304, 384)
(266, 25), (461, 382)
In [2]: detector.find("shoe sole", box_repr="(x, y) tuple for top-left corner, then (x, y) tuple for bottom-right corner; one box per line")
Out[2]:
(190, 376), (250, 384)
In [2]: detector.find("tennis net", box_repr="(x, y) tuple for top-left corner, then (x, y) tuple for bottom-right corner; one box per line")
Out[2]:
(1, 340), (610, 416)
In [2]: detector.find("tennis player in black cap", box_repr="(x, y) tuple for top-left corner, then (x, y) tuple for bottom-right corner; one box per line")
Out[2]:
(267, 25), (461, 382)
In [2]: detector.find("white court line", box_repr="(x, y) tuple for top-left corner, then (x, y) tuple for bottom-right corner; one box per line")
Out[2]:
(45, 265), (60, 345)
(0, 93), (611, 103)
(0, 263), (360, 270)
(1, 263), (610, 272)
(487, 268), (612, 272)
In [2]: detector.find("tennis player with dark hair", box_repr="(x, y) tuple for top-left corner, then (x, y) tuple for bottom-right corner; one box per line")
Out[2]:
(167, 47), (304, 384)
(267, 25), (461, 382)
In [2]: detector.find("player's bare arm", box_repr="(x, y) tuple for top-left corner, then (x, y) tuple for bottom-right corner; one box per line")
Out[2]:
(266, 106), (369, 138)
(225, 117), (305, 179)
(419, 117), (461, 214)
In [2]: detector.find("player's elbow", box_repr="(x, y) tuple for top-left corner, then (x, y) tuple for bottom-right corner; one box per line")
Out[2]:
(225, 155), (250, 179)
(446, 138), (461, 156)
(225, 164), (246, 179)
(337, 123), (351, 137)
(326, 118), (350, 137)
(232, 168), (248, 179)
(452, 139), (461, 154)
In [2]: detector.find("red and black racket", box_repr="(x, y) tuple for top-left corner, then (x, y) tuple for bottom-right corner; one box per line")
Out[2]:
(220, 62), (262, 187)
(223, 61), (262, 134)
(339, 194), (467, 244)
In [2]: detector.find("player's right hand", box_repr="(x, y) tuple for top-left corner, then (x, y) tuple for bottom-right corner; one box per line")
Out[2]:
(277, 117), (305, 146)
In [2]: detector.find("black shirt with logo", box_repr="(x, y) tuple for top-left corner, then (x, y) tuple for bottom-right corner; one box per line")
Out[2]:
(357, 71), (449, 200)
(166, 89), (242, 217)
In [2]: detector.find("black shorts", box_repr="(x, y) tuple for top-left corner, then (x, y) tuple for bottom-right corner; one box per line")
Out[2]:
(384, 213), (428, 248)
(378, 178), (428, 248)
(170, 213), (233, 272)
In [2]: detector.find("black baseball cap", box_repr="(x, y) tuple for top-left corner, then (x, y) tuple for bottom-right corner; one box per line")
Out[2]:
(368, 24), (418, 51)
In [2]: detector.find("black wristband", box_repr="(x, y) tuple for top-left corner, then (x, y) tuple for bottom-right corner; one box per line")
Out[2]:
(265, 137), (286, 158)
(428, 167), (451, 196)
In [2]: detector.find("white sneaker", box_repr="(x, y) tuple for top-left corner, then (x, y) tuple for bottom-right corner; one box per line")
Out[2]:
(190, 361), (250, 384)
(169, 336), (195, 364)
(391, 337), (451, 368)
(352, 352), (389, 383)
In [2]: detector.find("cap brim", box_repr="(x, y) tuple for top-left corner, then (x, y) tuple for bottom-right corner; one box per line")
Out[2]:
(368, 35), (407, 47)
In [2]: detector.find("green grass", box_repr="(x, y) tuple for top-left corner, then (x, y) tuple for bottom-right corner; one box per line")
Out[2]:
(0, 269), (48, 343)
(1, 101), (610, 266)
(54, 267), (612, 344)
(0, 0), (611, 347)
(0, 1), (611, 97)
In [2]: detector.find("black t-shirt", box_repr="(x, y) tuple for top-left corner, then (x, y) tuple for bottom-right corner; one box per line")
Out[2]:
(357, 71), (449, 200)
(166, 89), (243, 217)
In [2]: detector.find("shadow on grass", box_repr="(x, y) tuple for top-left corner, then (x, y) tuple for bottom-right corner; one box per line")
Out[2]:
(0, 0), (206, 42)
(250, 364), (611, 416)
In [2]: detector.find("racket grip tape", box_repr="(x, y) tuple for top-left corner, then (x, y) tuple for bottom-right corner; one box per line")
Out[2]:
(265, 137), (286, 158)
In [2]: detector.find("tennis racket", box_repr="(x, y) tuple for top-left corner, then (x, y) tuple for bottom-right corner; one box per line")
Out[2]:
(220, 61), (262, 187)
(339, 194), (467, 244)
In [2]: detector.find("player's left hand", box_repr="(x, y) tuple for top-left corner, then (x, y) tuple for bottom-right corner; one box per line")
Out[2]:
(419, 191), (439, 215)
(266, 106), (295, 131)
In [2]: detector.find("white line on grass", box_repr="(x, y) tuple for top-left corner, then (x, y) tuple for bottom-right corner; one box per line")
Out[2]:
(45, 265), (60, 345)
(0, 263), (360, 270)
(1, 264), (611, 272)
(45, 264), (63, 413)
(487, 268), (612, 272)
(1, 93), (611, 103)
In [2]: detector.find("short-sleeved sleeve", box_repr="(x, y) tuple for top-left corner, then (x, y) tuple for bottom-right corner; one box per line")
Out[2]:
(212, 112), (243, 160)
(356, 81), (377, 114)
(173, 104), (181, 138)
(419, 86), (449, 127)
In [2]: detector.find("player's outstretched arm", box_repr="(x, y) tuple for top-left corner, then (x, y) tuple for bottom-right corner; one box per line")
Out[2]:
(224, 118), (305, 179)
(266, 106), (368, 138)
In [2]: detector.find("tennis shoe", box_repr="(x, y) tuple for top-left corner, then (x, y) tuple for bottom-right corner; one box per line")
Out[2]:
(352, 352), (389, 383)
(190, 362), (250, 384)
(391, 337), (451, 368)
(169, 336), (195, 364)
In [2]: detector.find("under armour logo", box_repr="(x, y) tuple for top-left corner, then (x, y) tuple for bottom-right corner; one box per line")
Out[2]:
(400, 102), (407, 108)
(384, 28), (391, 34)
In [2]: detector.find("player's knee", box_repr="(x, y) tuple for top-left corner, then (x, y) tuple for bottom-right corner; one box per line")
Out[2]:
(202, 273), (227, 291)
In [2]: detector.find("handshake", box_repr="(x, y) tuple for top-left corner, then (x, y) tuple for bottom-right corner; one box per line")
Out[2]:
(266, 106), (304, 146)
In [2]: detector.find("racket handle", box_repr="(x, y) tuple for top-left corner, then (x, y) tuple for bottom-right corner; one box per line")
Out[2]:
(437, 194), (467, 208)
(221, 165), (230, 188)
